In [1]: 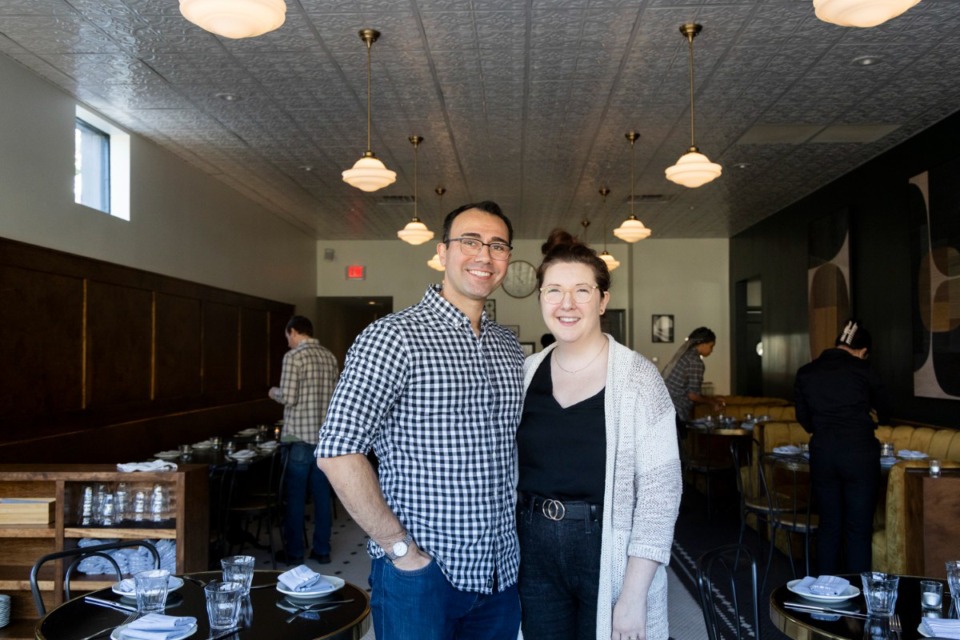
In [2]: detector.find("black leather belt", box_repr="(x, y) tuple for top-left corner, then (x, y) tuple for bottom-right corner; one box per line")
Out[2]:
(518, 492), (601, 522)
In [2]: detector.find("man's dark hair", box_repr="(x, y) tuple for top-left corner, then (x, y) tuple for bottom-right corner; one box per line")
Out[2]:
(286, 315), (314, 337)
(441, 201), (513, 245)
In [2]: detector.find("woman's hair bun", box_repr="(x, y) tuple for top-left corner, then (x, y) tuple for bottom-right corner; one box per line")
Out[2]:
(541, 228), (579, 255)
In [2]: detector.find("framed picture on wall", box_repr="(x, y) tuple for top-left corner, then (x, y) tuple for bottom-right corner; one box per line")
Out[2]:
(600, 309), (626, 344)
(484, 299), (496, 321)
(503, 325), (520, 337)
(652, 314), (674, 343)
(520, 342), (535, 357)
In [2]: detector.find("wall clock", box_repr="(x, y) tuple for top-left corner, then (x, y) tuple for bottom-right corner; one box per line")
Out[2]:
(502, 260), (538, 298)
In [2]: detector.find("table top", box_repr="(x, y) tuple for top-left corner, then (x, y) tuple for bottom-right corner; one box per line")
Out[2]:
(770, 574), (949, 639)
(35, 570), (370, 640)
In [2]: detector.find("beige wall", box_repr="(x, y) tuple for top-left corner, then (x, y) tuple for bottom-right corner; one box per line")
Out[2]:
(317, 238), (731, 394)
(0, 54), (317, 314)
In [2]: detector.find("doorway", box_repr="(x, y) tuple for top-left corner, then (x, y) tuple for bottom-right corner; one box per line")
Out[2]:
(315, 297), (393, 369)
(735, 279), (763, 396)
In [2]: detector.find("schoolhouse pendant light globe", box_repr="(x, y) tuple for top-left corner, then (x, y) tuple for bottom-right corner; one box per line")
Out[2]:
(179, 0), (286, 39)
(599, 251), (620, 271)
(342, 29), (396, 192)
(398, 136), (434, 245)
(615, 135), (653, 242)
(813, 0), (922, 27)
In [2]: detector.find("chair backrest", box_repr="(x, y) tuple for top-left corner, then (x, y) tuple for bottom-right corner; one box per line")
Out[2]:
(30, 539), (160, 615)
(209, 460), (237, 558)
(763, 454), (814, 528)
(696, 544), (760, 640)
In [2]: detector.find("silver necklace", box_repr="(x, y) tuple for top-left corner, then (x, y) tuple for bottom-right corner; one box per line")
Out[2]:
(554, 340), (607, 374)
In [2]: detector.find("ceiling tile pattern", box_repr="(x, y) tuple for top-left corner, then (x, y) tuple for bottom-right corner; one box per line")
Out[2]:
(2, 0), (960, 239)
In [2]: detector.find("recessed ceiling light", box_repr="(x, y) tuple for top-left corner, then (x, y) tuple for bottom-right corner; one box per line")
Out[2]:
(215, 92), (241, 102)
(300, 165), (314, 172)
(852, 55), (883, 67)
(735, 162), (750, 169)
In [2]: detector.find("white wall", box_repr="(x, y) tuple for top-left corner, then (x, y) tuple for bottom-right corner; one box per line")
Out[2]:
(0, 54), (317, 313)
(317, 238), (731, 394)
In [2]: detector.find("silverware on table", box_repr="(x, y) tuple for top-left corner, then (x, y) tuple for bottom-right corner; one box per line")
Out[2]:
(209, 626), (241, 640)
(784, 601), (870, 619)
(249, 582), (278, 590)
(84, 596), (138, 613)
(283, 599), (355, 623)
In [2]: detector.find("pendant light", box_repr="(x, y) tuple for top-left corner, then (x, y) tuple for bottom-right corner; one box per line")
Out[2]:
(427, 187), (446, 271)
(813, 0), (921, 27)
(398, 136), (434, 245)
(179, 0), (286, 39)
(665, 24), (722, 189)
(597, 189), (621, 271)
(614, 133), (652, 243)
(342, 29), (396, 192)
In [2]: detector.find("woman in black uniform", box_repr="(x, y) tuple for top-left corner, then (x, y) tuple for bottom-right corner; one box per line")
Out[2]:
(794, 319), (890, 574)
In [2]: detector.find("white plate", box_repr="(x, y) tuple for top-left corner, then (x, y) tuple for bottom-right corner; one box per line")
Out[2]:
(235, 428), (258, 437)
(154, 451), (180, 459)
(276, 575), (345, 600)
(786, 579), (861, 603)
(111, 622), (196, 640)
(898, 451), (929, 460)
(113, 576), (185, 598)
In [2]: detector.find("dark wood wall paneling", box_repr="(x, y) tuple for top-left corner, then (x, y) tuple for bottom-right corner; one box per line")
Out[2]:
(730, 109), (960, 428)
(0, 238), (294, 461)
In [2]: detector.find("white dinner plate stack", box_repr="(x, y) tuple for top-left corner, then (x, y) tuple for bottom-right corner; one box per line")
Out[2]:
(0, 593), (11, 628)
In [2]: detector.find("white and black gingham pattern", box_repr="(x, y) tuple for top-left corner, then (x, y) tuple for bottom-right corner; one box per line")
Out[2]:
(664, 349), (705, 421)
(275, 339), (339, 445)
(318, 285), (524, 594)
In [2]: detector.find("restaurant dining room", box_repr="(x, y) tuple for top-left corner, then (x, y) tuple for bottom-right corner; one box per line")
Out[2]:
(1, 0), (960, 639)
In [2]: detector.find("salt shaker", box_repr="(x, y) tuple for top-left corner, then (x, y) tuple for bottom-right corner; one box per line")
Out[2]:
(929, 458), (941, 478)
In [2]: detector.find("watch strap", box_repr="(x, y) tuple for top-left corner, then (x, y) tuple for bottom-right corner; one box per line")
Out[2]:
(385, 531), (413, 561)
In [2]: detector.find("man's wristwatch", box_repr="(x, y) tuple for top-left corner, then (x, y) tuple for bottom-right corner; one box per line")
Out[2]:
(385, 532), (413, 561)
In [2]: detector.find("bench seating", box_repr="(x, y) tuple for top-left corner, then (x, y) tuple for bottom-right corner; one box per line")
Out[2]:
(753, 421), (960, 573)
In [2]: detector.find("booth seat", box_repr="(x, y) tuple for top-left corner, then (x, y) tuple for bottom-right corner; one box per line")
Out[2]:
(752, 421), (960, 573)
(692, 396), (792, 420)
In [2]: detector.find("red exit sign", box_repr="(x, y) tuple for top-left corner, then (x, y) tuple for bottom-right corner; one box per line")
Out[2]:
(346, 265), (366, 280)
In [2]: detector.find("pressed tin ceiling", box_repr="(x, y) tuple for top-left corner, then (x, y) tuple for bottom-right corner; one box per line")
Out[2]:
(2, 0), (960, 240)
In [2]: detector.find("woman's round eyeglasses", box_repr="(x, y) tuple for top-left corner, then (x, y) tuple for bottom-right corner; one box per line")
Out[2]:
(540, 285), (599, 305)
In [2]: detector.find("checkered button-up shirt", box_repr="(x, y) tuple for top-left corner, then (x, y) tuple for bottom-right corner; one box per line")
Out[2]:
(664, 348), (705, 421)
(275, 338), (338, 445)
(318, 285), (524, 593)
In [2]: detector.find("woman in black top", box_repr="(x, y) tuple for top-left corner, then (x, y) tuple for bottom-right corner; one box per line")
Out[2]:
(794, 319), (890, 574)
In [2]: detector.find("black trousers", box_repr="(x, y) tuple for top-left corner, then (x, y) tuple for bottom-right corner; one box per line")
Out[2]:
(809, 429), (880, 574)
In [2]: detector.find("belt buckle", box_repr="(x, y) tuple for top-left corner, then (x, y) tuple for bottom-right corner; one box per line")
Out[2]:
(541, 498), (566, 521)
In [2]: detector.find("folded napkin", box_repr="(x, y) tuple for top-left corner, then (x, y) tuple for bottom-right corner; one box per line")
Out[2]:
(920, 618), (960, 639)
(120, 613), (196, 640)
(117, 461), (178, 473)
(228, 449), (257, 460)
(898, 449), (928, 459)
(793, 575), (850, 596)
(116, 577), (136, 595)
(773, 445), (801, 456)
(880, 456), (898, 467)
(278, 565), (333, 593)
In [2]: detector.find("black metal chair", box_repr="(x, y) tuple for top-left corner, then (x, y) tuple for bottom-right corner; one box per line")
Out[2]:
(680, 426), (735, 517)
(762, 452), (819, 588)
(208, 459), (237, 565)
(228, 446), (288, 568)
(696, 544), (760, 640)
(730, 439), (780, 568)
(30, 539), (160, 616)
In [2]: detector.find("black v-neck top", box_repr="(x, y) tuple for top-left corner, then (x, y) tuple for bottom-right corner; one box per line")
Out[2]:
(516, 355), (607, 503)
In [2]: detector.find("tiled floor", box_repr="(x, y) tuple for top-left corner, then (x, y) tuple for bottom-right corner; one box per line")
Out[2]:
(234, 502), (706, 640)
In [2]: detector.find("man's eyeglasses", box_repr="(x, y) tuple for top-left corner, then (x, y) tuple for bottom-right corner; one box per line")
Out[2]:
(447, 237), (512, 260)
(540, 285), (599, 305)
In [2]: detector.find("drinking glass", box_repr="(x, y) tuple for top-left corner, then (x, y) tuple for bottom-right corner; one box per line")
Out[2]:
(221, 555), (255, 596)
(920, 580), (943, 609)
(204, 581), (243, 630)
(134, 569), (170, 613)
(946, 561), (960, 618)
(861, 572), (899, 617)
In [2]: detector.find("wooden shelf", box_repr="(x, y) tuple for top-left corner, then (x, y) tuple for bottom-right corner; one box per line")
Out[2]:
(0, 618), (38, 640)
(0, 524), (55, 538)
(63, 527), (176, 539)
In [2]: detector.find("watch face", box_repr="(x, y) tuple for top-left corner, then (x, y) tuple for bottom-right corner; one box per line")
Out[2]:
(502, 260), (538, 298)
(392, 541), (409, 558)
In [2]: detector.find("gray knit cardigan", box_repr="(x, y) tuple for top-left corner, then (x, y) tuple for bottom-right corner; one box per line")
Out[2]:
(521, 335), (682, 640)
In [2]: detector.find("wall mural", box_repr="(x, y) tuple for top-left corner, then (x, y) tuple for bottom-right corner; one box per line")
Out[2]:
(908, 170), (960, 400)
(808, 208), (851, 359)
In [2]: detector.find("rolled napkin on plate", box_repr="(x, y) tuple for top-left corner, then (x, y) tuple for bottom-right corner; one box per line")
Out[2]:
(897, 449), (928, 459)
(118, 613), (196, 640)
(117, 460), (178, 473)
(773, 445), (801, 456)
(920, 618), (960, 639)
(278, 565), (333, 593)
(794, 575), (850, 595)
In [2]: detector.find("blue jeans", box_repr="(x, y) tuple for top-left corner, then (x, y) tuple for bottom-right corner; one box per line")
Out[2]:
(517, 503), (602, 640)
(282, 442), (332, 558)
(369, 556), (520, 640)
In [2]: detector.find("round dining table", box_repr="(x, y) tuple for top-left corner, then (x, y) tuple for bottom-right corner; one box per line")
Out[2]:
(770, 574), (950, 639)
(35, 570), (370, 640)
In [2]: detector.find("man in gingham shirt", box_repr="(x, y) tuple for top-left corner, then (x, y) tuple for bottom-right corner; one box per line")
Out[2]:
(318, 202), (524, 639)
(268, 315), (338, 564)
